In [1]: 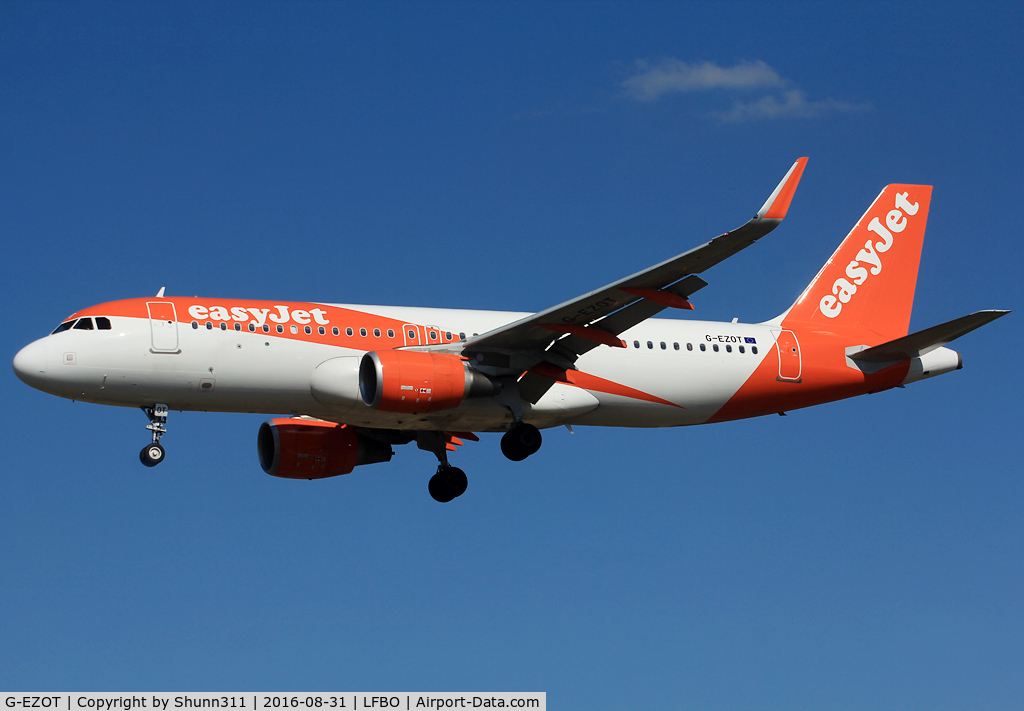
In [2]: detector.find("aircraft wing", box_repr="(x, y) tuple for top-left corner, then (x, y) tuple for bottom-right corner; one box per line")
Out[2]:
(463, 158), (808, 375)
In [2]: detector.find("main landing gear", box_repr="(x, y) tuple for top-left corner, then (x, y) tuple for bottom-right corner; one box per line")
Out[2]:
(500, 422), (542, 462)
(140, 404), (168, 467)
(428, 465), (468, 503)
(417, 431), (469, 503)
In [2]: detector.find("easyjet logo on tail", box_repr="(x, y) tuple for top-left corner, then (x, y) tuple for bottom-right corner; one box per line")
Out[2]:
(820, 192), (920, 318)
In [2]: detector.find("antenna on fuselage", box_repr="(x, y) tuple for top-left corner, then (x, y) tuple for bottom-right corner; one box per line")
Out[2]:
(155, 287), (165, 298)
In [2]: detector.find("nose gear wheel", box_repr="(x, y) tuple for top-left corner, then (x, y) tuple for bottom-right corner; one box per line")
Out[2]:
(140, 404), (169, 467)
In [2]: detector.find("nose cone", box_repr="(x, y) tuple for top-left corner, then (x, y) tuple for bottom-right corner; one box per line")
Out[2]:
(13, 338), (49, 389)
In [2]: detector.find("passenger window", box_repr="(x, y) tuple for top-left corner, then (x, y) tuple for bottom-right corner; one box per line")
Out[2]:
(445, 331), (452, 340)
(739, 345), (745, 353)
(387, 329), (395, 338)
(305, 326), (312, 335)
(360, 328), (367, 337)
(234, 323), (241, 331)
(74, 318), (94, 330)
(262, 324), (270, 333)
(346, 328), (354, 337)
(660, 342), (666, 350)
(713, 344), (719, 352)
(459, 332), (466, 340)
(278, 325), (285, 334)
(647, 341), (653, 349)
(248, 323), (256, 332)
(332, 327), (339, 336)
(673, 342), (679, 350)
(634, 340), (640, 349)
(429, 330), (438, 340)
(700, 343), (706, 351)
(96, 317), (112, 330)
(408, 329), (416, 339)
(319, 326), (326, 335)
(726, 344), (732, 353)
(752, 346), (758, 355)
(220, 323), (227, 331)
(686, 343), (693, 351)
(192, 321), (199, 329)
(373, 328), (381, 337)
(52, 320), (76, 334)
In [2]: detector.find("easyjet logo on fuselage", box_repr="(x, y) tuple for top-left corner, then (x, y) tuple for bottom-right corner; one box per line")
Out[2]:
(819, 191), (919, 318)
(187, 304), (331, 327)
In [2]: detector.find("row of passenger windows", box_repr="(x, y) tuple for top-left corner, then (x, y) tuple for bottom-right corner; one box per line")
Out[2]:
(52, 317), (112, 334)
(632, 339), (758, 355)
(191, 320), (468, 342)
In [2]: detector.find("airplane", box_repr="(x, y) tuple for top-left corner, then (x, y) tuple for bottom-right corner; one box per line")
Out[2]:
(12, 158), (1009, 502)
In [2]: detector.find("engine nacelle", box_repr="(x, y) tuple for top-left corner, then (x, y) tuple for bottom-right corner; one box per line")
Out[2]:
(257, 418), (393, 479)
(309, 356), (362, 415)
(359, 350), (499, 413)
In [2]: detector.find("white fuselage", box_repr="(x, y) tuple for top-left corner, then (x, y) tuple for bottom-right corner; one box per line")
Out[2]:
(16, 303), (778, 432)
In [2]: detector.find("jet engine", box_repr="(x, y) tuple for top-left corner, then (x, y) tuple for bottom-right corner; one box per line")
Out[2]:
(359, 350), (499, 413)
(257, 417), (393, 479)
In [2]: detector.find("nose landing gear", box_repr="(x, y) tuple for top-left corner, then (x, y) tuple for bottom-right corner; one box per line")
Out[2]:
(140, 404), (168, 467)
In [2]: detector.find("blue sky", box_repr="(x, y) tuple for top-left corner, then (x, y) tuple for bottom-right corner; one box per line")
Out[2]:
(2, 1), (1021, 706)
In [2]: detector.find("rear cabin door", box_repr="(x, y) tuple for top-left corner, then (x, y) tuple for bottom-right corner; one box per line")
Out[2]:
(772, 329), (801, 382)
(148, 302), (180, 353)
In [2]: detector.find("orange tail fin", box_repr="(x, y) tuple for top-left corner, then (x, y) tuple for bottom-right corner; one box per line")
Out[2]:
(781, 184), (932, 342)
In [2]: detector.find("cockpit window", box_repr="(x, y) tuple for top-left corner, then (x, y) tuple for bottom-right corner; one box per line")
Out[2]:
(73, 318), (94, 330)
(95, 317), (112, 330)
(52, 320), (76, 334)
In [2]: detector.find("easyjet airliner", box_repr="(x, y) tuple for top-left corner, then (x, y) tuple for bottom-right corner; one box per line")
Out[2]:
(13, 159), (1008, 501)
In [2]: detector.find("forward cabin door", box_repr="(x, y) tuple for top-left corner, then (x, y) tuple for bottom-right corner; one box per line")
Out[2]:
(147, 301), (180, 353)
(772, 329), (801, 382)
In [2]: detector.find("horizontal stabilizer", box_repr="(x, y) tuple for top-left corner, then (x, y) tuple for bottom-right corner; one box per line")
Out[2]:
(850, 310), (1010, 363)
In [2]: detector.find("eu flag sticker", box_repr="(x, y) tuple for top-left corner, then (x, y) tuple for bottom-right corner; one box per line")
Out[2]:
(744, 337), (757, 343)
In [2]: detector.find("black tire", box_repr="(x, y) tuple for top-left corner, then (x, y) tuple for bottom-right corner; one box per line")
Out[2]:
(445, 467), (468, 498)
(429, 467), (468, 502)
(501, 423), (542, 461)
(428, 472), (454, 502)
(500, 431), (528, 461)
(140, 442), (165, 467)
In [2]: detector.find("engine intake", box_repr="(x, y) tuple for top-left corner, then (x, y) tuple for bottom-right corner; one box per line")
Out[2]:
(359, 350), (499, 413)
(257, 418), (393, 479)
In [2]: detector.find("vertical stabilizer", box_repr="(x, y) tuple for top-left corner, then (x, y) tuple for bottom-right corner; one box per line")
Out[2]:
(781, 184), (932, 342)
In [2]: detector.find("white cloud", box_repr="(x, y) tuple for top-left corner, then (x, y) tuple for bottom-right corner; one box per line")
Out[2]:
(621, 58), (869, 122)
(622, 59), (785, 101)
(712, 89), (871, 123)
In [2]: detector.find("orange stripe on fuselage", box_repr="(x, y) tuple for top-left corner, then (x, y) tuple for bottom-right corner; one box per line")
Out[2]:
(67, 297), (463, 349)
(707, 326), (910, 422)
(530, 362), (683, 408)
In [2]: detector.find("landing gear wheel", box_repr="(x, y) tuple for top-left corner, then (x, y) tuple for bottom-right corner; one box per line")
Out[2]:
(429, 466), (468, 503)
(140, 442), (165, 467)
(501, 423), (542, 461)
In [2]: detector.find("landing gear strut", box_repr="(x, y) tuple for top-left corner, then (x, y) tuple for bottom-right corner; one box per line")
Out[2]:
(417, 431), (468, 503)
(501, 422), (542, 461)
(140, 404), (168, 467)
